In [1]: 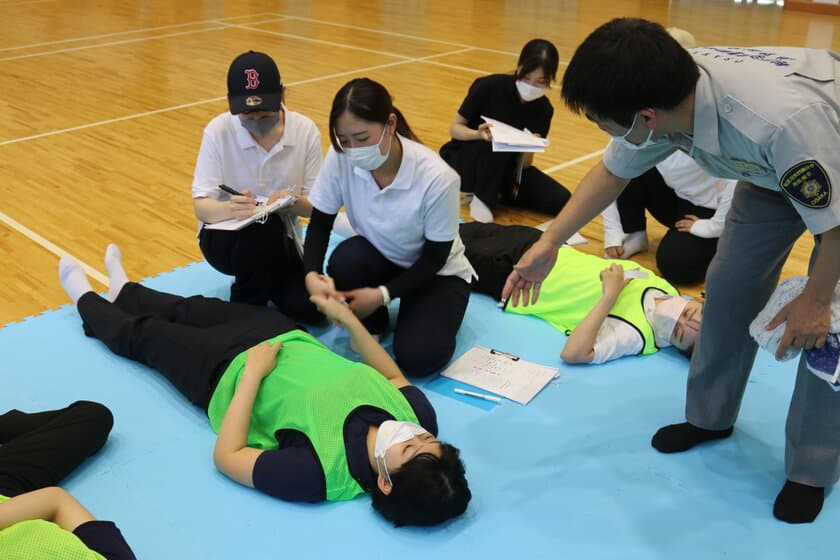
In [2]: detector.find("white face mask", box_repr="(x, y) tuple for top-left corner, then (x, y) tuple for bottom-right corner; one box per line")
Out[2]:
(613, 112), (656, 150)
(241, 114), (279, 137)
(340, 125), (391, 171)
(651, 296), (690, 348)
(515, 80), (546, 102)
(374, 420), (429, 486)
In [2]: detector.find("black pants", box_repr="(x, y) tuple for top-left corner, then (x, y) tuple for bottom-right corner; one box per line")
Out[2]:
(78, 283), (299, 409)
(0, 401), (113, 497)
(618, 167), (718, 284)
(439, 140), (571, 215)
(327, 236), (470, 377)
(199, 213), (322, 324)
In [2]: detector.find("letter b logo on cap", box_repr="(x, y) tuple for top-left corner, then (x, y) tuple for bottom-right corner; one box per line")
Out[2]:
(244, 68), (260, 90)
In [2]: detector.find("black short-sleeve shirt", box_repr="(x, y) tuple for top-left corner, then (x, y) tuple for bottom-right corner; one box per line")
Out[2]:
(457, 73), (553, 137)
(251, 386), (437, 503)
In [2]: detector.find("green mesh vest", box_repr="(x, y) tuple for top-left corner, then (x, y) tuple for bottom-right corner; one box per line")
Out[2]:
(207, 330), (420, 501)
(0, 495), (105, 560)
(507, 247), (679, 355)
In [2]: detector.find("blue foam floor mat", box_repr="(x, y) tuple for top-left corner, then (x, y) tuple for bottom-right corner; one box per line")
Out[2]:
(1, 260), (834, 559)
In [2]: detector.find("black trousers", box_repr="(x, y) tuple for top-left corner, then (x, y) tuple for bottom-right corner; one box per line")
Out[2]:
(78, 283), (299, 410)
(0, 401), (113, 497)
(199, 213), (322, 324)
(327, 236), (470, 377)
(618, 167), (718, 284)
(439, 140), (571, 215)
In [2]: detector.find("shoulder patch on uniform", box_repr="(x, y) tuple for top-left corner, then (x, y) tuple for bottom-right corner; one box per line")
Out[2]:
(780, 160), (831, 209)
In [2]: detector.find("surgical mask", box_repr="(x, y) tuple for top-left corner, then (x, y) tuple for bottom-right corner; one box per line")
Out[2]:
(374, 420), (429, 486)
(340, 125), (391, 171)
(241, 114), (279, 137)
(613, 112), (656, 150)
(515, 80), (546, 102)
(651, 296), (690, 348)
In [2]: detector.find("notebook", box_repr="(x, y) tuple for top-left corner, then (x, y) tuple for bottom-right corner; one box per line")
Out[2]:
(481, 116), (550, 153)
(204, 195), (296, 231)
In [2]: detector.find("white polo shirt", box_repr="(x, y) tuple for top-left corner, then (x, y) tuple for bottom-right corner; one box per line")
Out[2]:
(192, 108), (323, 211)
(601, 150), (736, 247)
(603, 47), (840, 235)
(309, 136), (475, 282)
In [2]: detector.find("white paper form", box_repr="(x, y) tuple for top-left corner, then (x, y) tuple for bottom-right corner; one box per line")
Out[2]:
(204, 194), (296, 231)
(481, 116), (550, 153)
(441, 346), (559, 404)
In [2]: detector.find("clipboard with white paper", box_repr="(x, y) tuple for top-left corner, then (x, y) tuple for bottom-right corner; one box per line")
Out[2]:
(204, 194), (296, 231)
(441, 345), (559, 404)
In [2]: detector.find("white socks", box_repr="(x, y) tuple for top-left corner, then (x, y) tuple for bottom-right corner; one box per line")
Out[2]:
(621, 231), (649, 258)
(469, 196), (494, 223)
(105, 244), (129, 302)
(59, 257), (93, 303)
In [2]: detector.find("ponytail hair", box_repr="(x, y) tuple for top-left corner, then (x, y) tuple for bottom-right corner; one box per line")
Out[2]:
(328, 78), (420, 152)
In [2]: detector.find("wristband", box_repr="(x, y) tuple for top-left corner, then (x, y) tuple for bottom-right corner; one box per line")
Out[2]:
(378, 285), (391, 306)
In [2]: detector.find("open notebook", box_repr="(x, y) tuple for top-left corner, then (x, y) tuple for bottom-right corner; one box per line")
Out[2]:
(482, 115), (550, 153)
(204, 194), (296, 231)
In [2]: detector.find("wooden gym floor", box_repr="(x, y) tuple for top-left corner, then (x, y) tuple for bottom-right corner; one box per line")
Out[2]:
(1, 0), (839, 325)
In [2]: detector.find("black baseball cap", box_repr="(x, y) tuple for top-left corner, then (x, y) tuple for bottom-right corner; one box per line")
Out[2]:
(227, 51), (283, 114)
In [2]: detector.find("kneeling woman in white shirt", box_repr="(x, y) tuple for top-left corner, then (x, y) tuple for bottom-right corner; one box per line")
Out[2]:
(304, 78), (475, 376)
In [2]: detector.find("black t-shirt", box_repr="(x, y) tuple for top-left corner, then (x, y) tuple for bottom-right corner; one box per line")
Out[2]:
(456, 73), (553, 138)
(73, 520), (136, 560)
(251, 386), (437, 502)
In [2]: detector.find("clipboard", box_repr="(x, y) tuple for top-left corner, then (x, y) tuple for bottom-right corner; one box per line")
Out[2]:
(441, 345), (559, 404)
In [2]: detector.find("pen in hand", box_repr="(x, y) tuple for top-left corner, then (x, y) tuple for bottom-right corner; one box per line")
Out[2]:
(218, 184), (244, 197)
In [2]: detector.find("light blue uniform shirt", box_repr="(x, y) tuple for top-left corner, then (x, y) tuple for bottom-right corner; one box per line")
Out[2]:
(603, 47), (840, 234)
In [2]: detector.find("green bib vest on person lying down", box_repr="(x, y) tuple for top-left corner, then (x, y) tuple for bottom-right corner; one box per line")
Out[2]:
(207, 330), (419, 501)
(507, 246), (679, 354)
(0, 495), (105, 560)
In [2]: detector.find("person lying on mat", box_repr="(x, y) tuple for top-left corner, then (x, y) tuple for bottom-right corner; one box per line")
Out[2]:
(460, 222), (702, 364)
(58, 246), (470, 527)
(0, 401), (136, 559)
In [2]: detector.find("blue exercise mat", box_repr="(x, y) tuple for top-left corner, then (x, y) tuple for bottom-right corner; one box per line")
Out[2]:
(1, 260), (834, 559)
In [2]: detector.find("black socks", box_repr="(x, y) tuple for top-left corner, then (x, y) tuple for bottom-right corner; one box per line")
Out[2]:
(651, 422), (733, 453)
(774, 480), (824, 524)
(652, 423), (827, 523)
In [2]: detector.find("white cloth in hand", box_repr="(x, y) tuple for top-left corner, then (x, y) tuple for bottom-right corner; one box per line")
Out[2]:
(749, 276), (840, 361)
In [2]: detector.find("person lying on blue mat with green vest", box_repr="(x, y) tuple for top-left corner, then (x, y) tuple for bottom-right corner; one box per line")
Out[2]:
(461, 222), (703, 364)
(58, 245), (470, 527)
(0, 401), (136, 559)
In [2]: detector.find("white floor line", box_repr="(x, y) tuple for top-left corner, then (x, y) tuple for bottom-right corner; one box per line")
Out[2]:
(276, 13), (519, 56)
(0, 97), (226, 147)
(0, 211), (108, 286)
(0, 26), (225, 63)
(416, 59), (490, 75)
(220, 22), (415, 60)
(543, 149), (606, 174)
(0, 48), (473, 147)
(0, 12), (278, 52)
